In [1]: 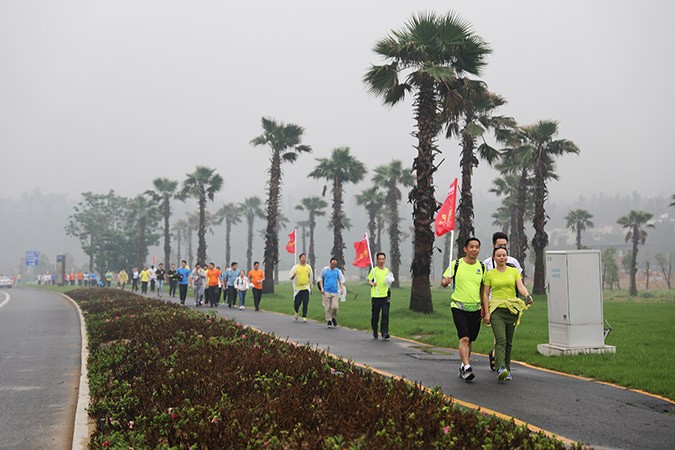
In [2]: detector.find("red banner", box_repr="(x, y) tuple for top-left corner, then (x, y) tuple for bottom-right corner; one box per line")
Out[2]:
(435, 178), (458, 237)
(285, 230), (296, 254)
(352, 234), (372, 268)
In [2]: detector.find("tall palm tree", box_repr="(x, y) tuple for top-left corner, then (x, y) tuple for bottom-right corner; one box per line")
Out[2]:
(444, 80), (515, 256)
(172, 218), (189, 263)
(145, 178), (182, 268)
(181, 166), (223, 265)
(127, 195), (161, 268)
(355, 186), (385, 254)
(618, 210), (655, 296)
(565, 209), (594, 250)
(372, 160), (414, 288)
(216, 203), (242, 266)
(295, 196), (327, 273)
(364, 11), (490, 313)
(495, 136), (533, 270)
(309, 147), (367, 269)
(239, 196), (265, 270)
(251, 117), (312, 293)
(520, 120), (580, 294)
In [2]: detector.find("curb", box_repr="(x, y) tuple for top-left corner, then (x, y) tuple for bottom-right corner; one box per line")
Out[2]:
(61, 293), (91, 450)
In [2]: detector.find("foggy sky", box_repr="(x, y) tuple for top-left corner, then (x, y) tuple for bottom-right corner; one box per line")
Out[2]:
(1, 2), (673, 208)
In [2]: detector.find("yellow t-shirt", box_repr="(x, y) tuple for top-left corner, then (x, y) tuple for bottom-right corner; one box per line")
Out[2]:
(483, 266), (521, 302)
(443, 259), (484, 312)
(139, 270), (151, 282)
(291, 264), (312, 291)
(367, 266), (390, 298)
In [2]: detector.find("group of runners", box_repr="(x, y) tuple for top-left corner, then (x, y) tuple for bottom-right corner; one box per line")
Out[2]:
(442, 232), (533, 383)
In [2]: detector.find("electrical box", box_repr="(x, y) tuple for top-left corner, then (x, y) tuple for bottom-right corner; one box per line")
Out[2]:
(544, 250), (606, 348)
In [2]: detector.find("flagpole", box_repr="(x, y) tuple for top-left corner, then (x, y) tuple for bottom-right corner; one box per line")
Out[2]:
(294, 229), (297, 266)
(364, 232), (374, 271)
(448, 230), (455, 266)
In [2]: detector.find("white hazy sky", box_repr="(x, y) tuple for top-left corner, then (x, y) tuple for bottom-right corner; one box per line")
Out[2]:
(1, 0), (673, 204)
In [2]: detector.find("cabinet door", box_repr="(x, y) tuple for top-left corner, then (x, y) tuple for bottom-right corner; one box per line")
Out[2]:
(546, 253), (570, 325)
(567, 252), (603, 325)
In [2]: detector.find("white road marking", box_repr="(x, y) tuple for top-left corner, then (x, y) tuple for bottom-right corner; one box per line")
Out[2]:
(0, 292), (9, 309)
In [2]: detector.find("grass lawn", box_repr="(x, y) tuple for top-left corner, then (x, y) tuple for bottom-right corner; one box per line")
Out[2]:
(31, 282), (675, 401)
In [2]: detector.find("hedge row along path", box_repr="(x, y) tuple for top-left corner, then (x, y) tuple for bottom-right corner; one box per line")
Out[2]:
(154, 292), (675, 450)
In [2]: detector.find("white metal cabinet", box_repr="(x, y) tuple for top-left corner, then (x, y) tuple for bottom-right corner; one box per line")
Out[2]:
(545, 250), (605, 348)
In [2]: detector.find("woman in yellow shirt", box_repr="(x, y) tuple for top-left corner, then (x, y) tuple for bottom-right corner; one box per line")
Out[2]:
(482, 246), (533, 382)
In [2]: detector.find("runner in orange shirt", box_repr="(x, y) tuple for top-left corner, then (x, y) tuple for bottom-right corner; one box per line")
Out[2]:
(248, 261), (265, 311)
(205, 262), (222, 307)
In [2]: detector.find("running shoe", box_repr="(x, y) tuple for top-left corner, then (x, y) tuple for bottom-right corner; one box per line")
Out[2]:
(459, 366), (475, 382)
(497, 367), (509, 382)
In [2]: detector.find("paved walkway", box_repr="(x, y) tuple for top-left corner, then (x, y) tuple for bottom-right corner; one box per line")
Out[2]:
(158, 294), (674, 450)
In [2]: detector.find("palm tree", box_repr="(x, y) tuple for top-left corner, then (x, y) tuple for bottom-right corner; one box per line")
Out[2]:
(145, 178), (182, 268)
(364, 11), (490, 313)
(251, 117), (312, 293)
(618, 210), (655, 296)
(669, 194), (675, 208)
(488, 173), (521, 240)
(355, 186), (385, 254)
(295, 196), (327, 274)
(372, 160), (414, 288)
(309, 147), (367, 269)
(495, 136), (533, 270)
(239, 196), (265, 270)
(216, 203), (242, 266)
(520, 120), (580, 295)
(444, 80), (515, 256)
(565, 209), (594, 250)
(172, 218), (189, 263)
(127, 195), (161, 268)
(181, 166), (223, 265)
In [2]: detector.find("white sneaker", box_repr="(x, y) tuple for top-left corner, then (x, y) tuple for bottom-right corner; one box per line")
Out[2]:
(239, 306), (245, 310)
(294, 312), (298, 321)
(302, 317), (307, 323)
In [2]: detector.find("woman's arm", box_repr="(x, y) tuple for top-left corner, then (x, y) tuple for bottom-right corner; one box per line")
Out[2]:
(516, 278), (533, 304)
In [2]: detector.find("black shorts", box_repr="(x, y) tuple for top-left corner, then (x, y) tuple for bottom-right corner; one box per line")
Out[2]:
(451, 308), (482, 341)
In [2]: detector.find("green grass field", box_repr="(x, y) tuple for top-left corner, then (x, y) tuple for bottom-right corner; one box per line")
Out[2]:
(30, 282), (675, 401)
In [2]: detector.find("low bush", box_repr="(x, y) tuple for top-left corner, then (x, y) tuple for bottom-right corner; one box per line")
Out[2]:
(70, 288), (580, 449)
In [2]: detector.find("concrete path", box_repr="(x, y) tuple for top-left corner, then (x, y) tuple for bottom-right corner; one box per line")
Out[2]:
(0, 289), (81, 450)
(157, 294), (674, 450)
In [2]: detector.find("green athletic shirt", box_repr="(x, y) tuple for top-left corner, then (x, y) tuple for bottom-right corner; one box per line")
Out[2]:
(443, 259), (484, 312)
(368, 266), (390, 298)
(483, 266), (521, 302)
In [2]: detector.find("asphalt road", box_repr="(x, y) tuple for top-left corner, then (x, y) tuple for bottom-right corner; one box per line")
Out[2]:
(157, 293), (675, 450)
(0, 289), (81, 450)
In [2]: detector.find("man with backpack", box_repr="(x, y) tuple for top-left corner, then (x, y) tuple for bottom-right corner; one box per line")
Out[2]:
(441, 237), (488, 382)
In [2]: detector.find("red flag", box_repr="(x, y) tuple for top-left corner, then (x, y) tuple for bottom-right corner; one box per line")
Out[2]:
(352, 234), (372, 268)
(435, 178), (458, 237)
(285, 230), (296, 254)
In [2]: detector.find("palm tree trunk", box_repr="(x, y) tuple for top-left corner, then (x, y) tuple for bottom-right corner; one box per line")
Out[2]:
(630, 224), (639, 296)
(511, 168), (529, 273)
(388, 193), (401, 288)
(456, 130), (476, 258)
(576, 227), (582, 250)
(531, 165), (548, 295)
(176, 231), (182, 263)
(442, 233), (451, 274)
(309, 212), (316, 278)
(376, 215), (384, 254)
(163, 197), (171, 268)
(246, 215), (254, 271)
(409, 76), (438, 314)
(367, 209), (376, 251)
(197, 195), (207, 264)
(331, 177), (345, 269)
(225, 221), (231, 266)
(263, 151), (282, 293)
(187, 227), (193, 268)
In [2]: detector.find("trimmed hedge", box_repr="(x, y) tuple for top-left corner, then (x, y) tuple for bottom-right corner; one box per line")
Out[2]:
(70, 289), (582, 449)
